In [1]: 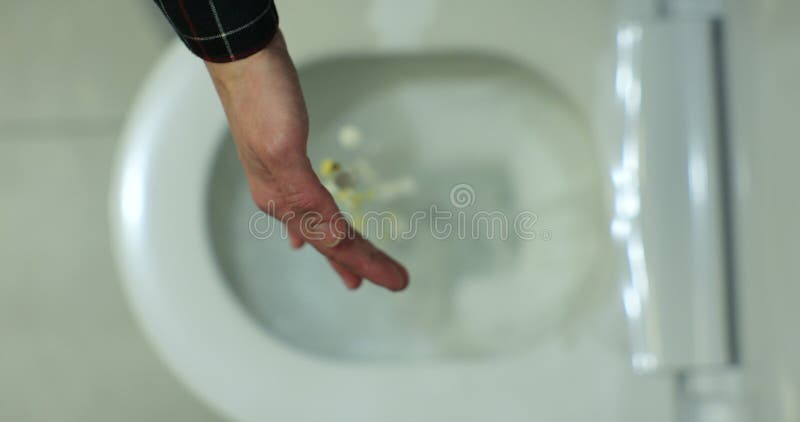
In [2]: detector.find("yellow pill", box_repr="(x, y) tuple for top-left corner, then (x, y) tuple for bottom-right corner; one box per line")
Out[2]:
(320, 159), (340, 177)
(349, 192), (363, 209)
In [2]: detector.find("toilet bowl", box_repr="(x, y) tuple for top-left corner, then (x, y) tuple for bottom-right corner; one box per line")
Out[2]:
(111, 1), (652, 421)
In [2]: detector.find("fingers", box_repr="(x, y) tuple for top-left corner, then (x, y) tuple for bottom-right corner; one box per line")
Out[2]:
(280, 194), (410, 290)
(290, 223), (365, 291)
(289, 226), (362, 290)
(321, 228), (410, 292)
(283, 210), (408, 291)
(327, 258), (362, 290)
(288, 229), (305, 249)
(288, 217), (393, 292)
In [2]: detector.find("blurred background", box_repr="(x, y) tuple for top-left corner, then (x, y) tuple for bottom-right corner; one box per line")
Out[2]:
(0, 1), (220, 420)
(1, 0), (799, 421)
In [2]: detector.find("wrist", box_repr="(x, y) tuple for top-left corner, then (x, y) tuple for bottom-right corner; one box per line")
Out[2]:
(205, 30), (287, 98)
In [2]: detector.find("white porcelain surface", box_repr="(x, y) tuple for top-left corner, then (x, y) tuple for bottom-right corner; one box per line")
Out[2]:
(0, 133), (219, 421)
(613, 18), (733, 373)
(1, 0), (796, 420)
(728, 1), (800, 421)
(210, 52), (609, 360)
(110, 1), (682, 421)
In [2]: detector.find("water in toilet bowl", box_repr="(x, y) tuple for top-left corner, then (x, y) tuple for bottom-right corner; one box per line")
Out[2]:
(206, 52), (613, 361)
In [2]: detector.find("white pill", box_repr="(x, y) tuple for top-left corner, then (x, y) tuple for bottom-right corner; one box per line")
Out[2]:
(338, 125), (363, 149)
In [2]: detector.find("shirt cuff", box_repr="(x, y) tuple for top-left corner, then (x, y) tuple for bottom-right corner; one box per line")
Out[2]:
(154, 0), (280, 63)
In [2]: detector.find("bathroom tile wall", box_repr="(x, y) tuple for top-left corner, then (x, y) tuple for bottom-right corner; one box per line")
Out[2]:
(0, 0), (221, 420)
(729, 1), (800, 421)
(0, 0), (173, 121)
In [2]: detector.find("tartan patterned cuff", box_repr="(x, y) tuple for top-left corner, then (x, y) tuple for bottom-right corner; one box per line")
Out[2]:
(154, 0), (279, 63)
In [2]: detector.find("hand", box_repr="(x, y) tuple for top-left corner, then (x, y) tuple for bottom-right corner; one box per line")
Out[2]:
(204, 31), (408, 291)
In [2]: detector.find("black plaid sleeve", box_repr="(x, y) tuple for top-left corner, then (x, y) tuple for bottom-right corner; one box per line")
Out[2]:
(153, 0), (279, 63)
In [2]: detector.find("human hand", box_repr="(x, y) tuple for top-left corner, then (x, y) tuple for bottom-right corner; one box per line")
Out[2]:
(204, 31), (408, 291)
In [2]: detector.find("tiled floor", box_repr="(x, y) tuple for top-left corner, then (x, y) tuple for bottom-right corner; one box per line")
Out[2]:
(0, 1), (220, 420)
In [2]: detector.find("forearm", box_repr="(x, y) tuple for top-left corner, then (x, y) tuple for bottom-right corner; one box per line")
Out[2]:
(205, 30), (290, 103)
(203, 30), (308, 167)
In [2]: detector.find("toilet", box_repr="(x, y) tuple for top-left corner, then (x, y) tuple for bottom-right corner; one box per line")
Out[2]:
(110, 1), (668, 421)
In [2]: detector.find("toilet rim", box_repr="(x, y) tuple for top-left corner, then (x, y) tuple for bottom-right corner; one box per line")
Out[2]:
(109, 41), (341, 417)
(111, 40), (561, 421)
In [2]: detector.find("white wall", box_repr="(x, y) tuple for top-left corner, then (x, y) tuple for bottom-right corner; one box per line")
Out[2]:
(730, 1), (800, 421)
(0, 1), (221, 420)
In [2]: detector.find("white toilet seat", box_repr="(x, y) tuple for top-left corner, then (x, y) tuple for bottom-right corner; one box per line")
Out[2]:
(111, 3), (636, 421)
(112, 44), (544, 420)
